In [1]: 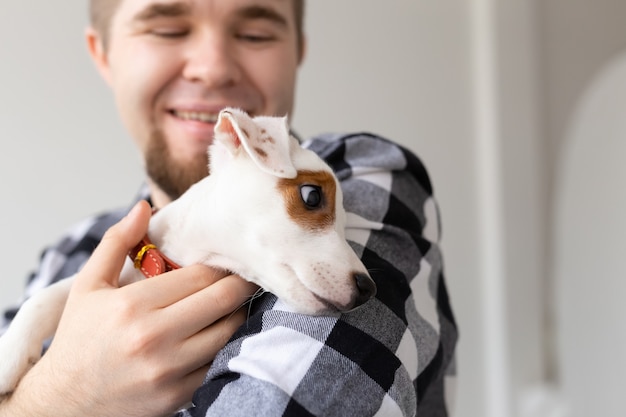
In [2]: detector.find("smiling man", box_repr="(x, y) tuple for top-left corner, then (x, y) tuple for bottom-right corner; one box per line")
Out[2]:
(0, 1), (457, 416)
(91, 0), (304, 206)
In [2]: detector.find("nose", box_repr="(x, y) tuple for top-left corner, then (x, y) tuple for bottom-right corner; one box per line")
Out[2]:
(183, 32), (241, 87)
(352, 273), (377, 309)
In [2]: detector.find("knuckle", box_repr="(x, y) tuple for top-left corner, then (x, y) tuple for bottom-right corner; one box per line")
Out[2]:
(140, 362), (172, 386)
(125, 328), (157, 356)
(113, 301), (159, 356)
(112, 292), (140, 321)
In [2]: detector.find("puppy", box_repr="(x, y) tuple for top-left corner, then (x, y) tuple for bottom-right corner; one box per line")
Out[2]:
(0, 108), (376, 398)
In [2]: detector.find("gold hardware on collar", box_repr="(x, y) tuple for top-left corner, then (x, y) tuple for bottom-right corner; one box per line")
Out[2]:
(134, 244), (157, 269)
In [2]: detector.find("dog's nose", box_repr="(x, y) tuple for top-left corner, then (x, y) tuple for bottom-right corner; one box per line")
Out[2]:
(353, 273), (377, 309)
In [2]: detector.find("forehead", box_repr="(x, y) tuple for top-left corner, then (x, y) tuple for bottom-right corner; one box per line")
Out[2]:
(114, 0), (295, 24)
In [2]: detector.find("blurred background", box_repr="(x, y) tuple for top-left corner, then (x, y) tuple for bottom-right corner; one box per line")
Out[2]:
(1, 1), (626, 416)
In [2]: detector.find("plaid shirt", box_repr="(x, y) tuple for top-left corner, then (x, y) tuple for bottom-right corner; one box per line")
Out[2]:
(2, 133), (457, 416)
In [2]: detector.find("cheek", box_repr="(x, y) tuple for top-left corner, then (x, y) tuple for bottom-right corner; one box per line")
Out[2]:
(244, 50), (299, 115)
(109, 44), (181, 146)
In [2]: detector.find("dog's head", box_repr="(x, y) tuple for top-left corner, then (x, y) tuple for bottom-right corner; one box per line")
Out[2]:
(205, 108), (376, 315)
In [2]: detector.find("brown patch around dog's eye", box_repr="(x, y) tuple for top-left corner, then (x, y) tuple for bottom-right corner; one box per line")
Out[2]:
(278, 170), (336, 232)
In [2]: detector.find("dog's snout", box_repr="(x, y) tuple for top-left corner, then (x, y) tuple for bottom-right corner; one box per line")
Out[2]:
(352, 273), (377, 309)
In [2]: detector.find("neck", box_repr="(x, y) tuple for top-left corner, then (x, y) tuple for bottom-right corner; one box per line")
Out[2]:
(147, 178), (173, 209)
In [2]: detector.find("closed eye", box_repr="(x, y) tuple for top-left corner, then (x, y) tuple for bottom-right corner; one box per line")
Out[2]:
(151, 28), (189, 38)
(132, 2), (191, 39)
(236, 33), (276, 43)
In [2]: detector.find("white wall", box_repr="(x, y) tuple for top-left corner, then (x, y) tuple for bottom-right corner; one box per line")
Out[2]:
(553, 52), (626, 417)
(537, 2), (626, 416)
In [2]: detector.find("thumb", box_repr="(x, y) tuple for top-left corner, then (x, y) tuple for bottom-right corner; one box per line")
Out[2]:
(74, 200), (152, 291)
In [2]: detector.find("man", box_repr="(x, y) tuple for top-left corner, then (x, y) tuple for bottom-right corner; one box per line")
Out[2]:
(0, 0), (457, 416)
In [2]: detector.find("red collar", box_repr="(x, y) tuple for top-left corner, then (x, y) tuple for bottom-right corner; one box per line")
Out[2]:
(129, 235), (181, 278)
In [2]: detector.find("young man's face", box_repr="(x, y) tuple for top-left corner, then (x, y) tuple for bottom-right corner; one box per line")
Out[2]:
(88, 0), (304, 202)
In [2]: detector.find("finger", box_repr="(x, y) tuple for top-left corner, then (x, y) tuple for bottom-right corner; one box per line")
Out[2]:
(125, 264), (231, 309)
(166, 364), (212, 414)
(75, 201), (152, 291)
(160, 274), (258, 338)
(171, 308), (248, 377)
(146, 362), (211, 417)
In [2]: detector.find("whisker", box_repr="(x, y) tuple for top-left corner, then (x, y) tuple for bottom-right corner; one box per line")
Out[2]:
(245, 288), (267, 320)
(249, 287), (267, 302)
(227, 287), (268, 324)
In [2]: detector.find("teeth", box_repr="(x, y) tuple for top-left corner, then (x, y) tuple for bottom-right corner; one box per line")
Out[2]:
(174, 110), (218, 123)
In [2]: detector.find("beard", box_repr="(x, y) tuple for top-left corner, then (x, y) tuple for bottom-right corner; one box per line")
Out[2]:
(145, 128), (209, 201)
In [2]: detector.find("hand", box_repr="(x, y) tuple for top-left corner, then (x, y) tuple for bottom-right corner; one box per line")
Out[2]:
(2, 201), (257, 417)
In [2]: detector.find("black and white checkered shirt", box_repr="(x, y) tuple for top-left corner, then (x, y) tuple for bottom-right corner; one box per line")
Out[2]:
(2, 133), (457, 416)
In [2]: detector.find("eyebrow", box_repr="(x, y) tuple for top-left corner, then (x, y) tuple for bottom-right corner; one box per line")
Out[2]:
(235, 5), (289, 28)
(131, 2), (290, 29)
(133, 2), (191, 22)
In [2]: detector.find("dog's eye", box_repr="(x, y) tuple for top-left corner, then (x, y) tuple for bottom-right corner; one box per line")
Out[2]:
(300, 185), (322, 209)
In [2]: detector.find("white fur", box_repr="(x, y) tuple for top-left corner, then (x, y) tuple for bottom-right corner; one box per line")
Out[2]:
(0, 108), (375, 398)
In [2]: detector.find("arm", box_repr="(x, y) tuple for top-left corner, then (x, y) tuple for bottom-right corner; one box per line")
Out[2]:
(0, 201), (257, 417)
(177, 133), (458, 417)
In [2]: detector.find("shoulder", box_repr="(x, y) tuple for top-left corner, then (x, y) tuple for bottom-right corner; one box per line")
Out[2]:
(50, 207), (128, 258)
(303, 132), (433, 196)
(304, 132), (441, 245)
(25, 207), (130, 293)
(30, 186), (151, 288)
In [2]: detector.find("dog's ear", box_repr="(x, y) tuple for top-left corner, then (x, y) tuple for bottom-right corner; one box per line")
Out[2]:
(214, 108), (297, 178)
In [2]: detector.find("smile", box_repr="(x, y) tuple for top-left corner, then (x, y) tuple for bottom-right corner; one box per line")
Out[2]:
(171, 110), (219, 124)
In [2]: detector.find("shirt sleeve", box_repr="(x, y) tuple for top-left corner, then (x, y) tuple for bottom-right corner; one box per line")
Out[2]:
(176, 133), (458, 417)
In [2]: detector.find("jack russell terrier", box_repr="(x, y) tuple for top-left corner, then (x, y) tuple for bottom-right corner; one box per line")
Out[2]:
(0, 108), (376, 398)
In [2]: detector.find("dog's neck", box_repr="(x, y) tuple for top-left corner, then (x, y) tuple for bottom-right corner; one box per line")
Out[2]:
(145, 175), (224, 268)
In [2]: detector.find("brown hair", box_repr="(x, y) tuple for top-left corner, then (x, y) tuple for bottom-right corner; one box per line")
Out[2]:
(88, 0), (121, 50)
(89, 0), (305, 53)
